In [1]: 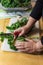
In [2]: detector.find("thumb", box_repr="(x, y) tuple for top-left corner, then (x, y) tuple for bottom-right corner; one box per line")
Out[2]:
(14, 28), (20, 33)
(25, 38), (30, 42)
(25, 38), (36, 43)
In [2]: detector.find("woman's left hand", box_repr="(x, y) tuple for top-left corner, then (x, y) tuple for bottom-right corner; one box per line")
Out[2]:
(15, 39), (43, 53)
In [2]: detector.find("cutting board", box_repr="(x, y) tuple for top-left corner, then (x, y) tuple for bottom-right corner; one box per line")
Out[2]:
(1, 16), (21, 52)
(0, 16), (40, 52)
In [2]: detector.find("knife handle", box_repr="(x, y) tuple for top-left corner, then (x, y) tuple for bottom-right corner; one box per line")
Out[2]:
(14, 31), (21, 36)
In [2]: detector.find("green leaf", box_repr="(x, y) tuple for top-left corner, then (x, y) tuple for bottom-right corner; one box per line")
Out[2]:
(10, 45), (18, 51)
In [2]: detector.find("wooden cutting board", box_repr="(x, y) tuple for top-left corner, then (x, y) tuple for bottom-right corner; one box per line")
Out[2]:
(0, 18), (10, 46)
(0, 18), (10, 32)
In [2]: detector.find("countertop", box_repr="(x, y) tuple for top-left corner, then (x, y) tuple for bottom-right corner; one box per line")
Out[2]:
(0, 51), (43, 65)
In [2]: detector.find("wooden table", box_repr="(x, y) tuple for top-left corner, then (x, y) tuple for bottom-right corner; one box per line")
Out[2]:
(0, 18), (43, 65)
(0, 51), (43, 65)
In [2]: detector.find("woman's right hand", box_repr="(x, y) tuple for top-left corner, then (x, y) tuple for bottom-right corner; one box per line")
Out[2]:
(14, 16), (36, 37)
(14, 25), (29, 36)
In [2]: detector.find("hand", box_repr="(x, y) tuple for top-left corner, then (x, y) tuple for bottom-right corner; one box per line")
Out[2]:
(14, 25), (29, 37)
(14, 16), (36, 37)
(15, 39), (43, 54)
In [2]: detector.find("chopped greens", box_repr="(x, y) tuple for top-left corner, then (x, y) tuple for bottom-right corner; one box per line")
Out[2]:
(6, 17), (28, 31)
(0, 0), (30, 8)
(0, 17), (28, 51)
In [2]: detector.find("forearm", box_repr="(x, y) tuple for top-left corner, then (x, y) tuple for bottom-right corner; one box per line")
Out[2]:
(25, 0), (43, 30)
(26, 16), (36, 29)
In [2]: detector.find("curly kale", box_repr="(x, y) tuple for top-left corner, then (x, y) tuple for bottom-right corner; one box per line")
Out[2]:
(0, 17), (28, 51)
(6, 17), (28, 31)
(0, 32), (26, 51)
(0, 0), (30, 8)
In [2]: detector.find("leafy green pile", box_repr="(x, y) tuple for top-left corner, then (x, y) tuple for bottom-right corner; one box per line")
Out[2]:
(6, 17), (28, 31)
(0, 0), (30, 8)
(0, 17), (28, 51)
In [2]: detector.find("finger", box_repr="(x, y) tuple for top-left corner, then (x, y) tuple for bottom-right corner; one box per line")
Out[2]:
(15, 44), (24, 48)
(18, 48), (32, 53)
(14, 28), (20, 32)
(18, 47), (34, 53)
(25, 38), (33, 42)
(28, 39), (36, 43)
(25, 38), (30, 42)
(18, 49), (26, 52)
(15, 44), (24, 47)
(28, 50), (34, 54)
(19, 30), (24, 36)
(27, 48), (35, 54)
(24, 42), (31, 48)
(15, 41), (24, 46)
(16, 46), (25, 49)
(15, 42), (24, 47)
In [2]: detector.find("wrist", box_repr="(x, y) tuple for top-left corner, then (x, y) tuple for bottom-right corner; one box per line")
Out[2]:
(26, 16), (36, 29)
(35, 40), (43, 52)
(23, 16), (36, 30)
(23, 25), (29, 31)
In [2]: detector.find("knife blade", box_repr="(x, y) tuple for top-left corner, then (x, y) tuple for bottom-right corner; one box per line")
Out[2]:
(0, 33), (13, 36)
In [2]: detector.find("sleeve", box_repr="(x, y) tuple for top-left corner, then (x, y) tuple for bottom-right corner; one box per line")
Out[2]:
(30, 0), (43, 20)
(41, 36), (43, 45)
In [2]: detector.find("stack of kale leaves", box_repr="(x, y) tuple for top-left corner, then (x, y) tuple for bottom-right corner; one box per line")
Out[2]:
(0, 17), (28, 51)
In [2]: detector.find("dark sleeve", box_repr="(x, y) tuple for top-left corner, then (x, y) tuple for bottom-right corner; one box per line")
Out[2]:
(41, 36), (43, 45)
(30, 0), (43, 20)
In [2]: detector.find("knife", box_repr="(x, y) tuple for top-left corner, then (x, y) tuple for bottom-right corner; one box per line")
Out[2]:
(0, 33), (18, 41)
